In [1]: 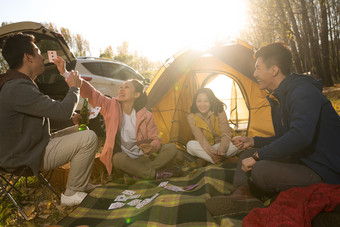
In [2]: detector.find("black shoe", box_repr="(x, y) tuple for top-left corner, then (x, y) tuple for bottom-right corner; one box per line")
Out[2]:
(156, 166), (182, 180)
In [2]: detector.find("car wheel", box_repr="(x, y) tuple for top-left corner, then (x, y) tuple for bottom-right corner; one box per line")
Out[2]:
(89, 113), (106, 137)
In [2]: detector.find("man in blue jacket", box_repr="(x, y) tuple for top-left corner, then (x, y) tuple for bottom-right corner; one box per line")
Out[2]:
(0, 33), (98, 206)
(206, 42), (340, 216)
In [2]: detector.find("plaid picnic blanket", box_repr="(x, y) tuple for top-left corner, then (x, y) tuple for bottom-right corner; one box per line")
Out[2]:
(58, 163), (244, 227)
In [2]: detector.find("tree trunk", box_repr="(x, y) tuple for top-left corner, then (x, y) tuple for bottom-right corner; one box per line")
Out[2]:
(275, 0), (303, 72)
(299, 0), (323, 78)
(284, 0), (310, 72)
(330, 0), (340, 80)
(320, 0), (334, 86)
(242, 0), (339, 82)
(327, 2), (335, 79)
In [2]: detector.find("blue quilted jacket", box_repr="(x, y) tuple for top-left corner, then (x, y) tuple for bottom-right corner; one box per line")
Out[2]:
(254, 73), (340, 184)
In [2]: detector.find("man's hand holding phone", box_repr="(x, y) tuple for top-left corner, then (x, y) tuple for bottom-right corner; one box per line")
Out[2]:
(49, 51), (82, 88)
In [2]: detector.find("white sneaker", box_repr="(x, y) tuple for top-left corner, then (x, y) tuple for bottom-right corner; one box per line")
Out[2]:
(61, 192), (88, 206)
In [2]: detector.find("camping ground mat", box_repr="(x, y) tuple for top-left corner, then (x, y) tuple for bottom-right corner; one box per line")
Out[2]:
(58, 163), (245, 226)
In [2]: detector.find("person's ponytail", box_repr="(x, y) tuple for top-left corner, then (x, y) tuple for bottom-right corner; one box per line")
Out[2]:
(129, 79), (147, 112)
(134, 91), (147, 112)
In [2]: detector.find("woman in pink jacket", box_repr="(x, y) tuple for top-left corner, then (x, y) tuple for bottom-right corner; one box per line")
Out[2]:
(56, 59), (180, 180)
(84, 79), (180, 180)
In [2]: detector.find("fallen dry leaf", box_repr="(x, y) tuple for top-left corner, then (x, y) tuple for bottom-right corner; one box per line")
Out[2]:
(38, 213), (50, 219)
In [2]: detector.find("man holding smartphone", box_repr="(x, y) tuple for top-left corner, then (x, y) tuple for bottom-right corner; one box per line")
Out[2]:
(0, 33), (98, 206)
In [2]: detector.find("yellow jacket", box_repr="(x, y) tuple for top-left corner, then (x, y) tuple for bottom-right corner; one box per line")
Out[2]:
(187, 111), (232, 155)
(192, 113), (220, 145)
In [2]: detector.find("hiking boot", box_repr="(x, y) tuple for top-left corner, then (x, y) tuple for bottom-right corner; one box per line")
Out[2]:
(61, 191), (87, 206)
(205, 196), (264, 216)
(156, 166), (182, 180)
(205, 185), (264, 216)
(229, 185), (257, 200)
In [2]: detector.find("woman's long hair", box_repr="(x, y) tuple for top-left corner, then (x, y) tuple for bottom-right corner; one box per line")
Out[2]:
(129, 79), (147, 112)
(190, 88), (226, 115)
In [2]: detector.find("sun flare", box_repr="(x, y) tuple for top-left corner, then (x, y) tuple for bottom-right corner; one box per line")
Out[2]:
(0, 0), (248, 62)
(138, 0), (248, 58)
(123, 0), (248, 60)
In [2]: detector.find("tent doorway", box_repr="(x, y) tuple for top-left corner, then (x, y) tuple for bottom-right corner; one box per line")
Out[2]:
(203, 73), (249, 132)
(146, 42), (274, 147)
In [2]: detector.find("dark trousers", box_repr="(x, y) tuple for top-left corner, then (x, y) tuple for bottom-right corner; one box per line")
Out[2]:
(233, 148), (324, 194)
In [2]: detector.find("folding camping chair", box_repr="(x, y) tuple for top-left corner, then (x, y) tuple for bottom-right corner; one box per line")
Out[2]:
(0, 166), (60, 220)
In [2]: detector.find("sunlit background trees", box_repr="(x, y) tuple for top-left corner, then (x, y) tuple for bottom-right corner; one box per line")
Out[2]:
(241, 0), (339, 86)
(1, 0), (339, 85)
(45, 23), (161, 80)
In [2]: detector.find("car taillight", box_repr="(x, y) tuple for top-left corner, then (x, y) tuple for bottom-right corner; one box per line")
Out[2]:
(82, 77), (92, 81)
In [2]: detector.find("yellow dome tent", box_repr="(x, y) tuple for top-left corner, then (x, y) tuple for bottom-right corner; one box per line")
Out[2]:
(146, 41), (274, 148)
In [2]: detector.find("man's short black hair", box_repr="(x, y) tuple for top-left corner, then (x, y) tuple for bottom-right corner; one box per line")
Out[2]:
(255, 42), (292, 76)
(2, 33), (35, 69)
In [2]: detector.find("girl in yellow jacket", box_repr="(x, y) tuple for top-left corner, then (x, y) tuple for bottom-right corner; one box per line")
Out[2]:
(187, 88), (239, 164)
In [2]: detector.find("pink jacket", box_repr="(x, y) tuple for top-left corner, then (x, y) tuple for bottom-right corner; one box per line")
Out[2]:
(80, 81), (161, 174)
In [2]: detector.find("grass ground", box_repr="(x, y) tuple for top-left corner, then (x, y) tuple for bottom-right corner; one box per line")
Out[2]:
(1, 85), (339, 226)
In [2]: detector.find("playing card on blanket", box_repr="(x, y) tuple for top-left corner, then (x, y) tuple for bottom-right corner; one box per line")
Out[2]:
(122, 190), (136, 196)
(158, 181), (169, 187)
(150, 193), (159, 201)
(108, 202), (125, 210)
(128, 194), (141, 199)
(183, 184), (199, 191)
(135, 193), (159, 209)
(164, 185), (185, 192)
(127, 199), (142, 206)
(136, 198), (151, 209)
(115, 194), (128, 201)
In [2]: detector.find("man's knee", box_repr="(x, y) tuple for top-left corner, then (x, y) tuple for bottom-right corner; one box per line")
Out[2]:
(85, 129), (98, 142)
(75, 130), (98, 157)
(81, 130), (98, 147)
(251, 160), (273, 191)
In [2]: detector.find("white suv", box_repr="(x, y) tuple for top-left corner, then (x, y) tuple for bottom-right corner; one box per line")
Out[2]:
(75, 57), (147, 100)
(0, 21), (148, 136)
(74, 57), (148, 135)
